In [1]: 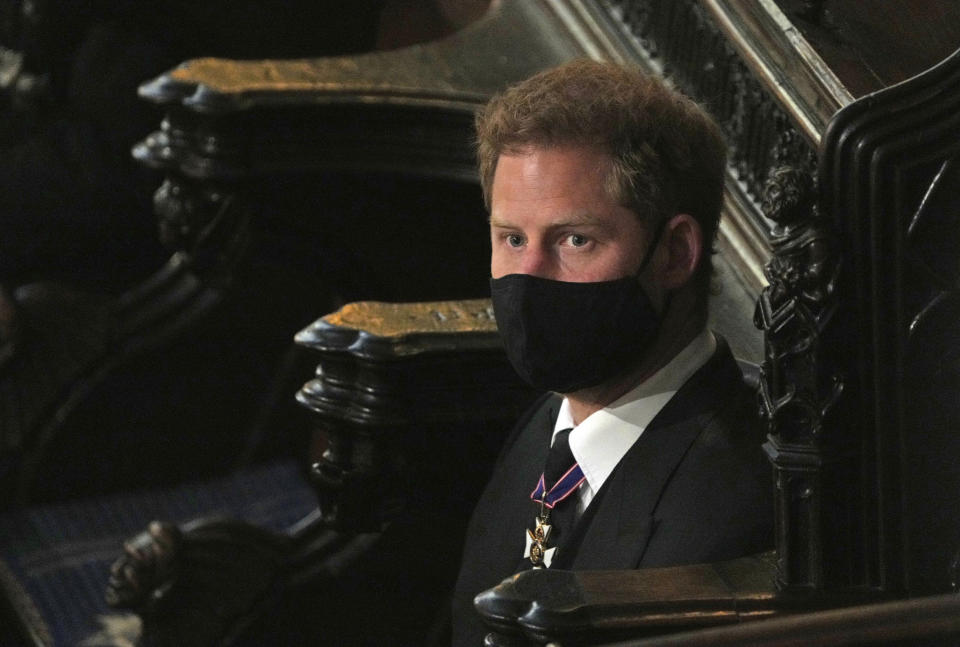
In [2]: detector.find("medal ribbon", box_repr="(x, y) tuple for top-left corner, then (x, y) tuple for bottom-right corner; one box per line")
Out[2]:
(529, 463), (585, 509)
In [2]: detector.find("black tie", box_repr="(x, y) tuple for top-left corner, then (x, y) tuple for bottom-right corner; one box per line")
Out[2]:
(544, 427), (575, 488)
(517, 428), (581, 572)
(541, 427), (578, 545)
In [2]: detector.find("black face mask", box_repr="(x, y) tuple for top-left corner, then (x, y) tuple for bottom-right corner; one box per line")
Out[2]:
(490, 223), (666, 393)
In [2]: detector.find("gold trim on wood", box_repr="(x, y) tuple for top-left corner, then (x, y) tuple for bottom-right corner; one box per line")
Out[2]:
(318, 299), (498, 338)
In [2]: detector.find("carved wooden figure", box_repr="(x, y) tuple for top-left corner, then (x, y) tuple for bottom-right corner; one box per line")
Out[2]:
(755, 165), (843, 590)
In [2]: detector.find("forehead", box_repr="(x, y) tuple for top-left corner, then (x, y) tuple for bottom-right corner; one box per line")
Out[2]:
(490, 146), (620, 220)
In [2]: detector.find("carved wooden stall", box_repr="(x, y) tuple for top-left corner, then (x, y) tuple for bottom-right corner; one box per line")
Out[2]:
(2, 0), (960, 645)
(0, 0), (387, 504)
(1, 3), (570, 644)
(93, 299), (538, 646)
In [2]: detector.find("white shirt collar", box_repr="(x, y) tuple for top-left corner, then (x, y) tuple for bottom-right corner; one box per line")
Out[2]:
(553, 330), (717, 501)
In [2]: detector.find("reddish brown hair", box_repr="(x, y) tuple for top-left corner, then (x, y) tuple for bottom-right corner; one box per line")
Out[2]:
(476, 59), (726, 300)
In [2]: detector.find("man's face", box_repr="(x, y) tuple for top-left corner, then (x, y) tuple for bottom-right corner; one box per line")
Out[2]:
(489, 146), (651, 284)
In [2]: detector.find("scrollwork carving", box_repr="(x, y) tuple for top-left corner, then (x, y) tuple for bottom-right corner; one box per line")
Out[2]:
(106, 517), (293, 646)
(601, 0), (819, 224)
(152, 176), (250, 275)
(106, 521), (182, 613)
(154, 178), (229, 249)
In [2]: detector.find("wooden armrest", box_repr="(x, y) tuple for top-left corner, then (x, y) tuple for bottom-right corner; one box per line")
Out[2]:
(295, 298), (526, 427)
(475, 553), (883, 646)
(132, 1), (575, 184)
(135, 1), (568, 111)
(617, 593), (960, 646)
(293, 298), (538, 532)
(100, 298), (539, 645)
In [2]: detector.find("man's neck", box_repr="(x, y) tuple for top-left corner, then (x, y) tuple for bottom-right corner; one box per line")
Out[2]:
(564, 298), (704, 425)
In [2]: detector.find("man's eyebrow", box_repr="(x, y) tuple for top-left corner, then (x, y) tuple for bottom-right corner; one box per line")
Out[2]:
(488, 213), (608, 228)
(550, 213), (607, 227)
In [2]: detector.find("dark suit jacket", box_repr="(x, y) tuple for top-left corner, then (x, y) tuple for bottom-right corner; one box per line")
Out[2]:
(451, 338), (773, 646)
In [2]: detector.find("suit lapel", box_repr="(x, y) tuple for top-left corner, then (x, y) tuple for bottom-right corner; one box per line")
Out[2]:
(564, 415), (701, 569)
(563, 340), (741, 570)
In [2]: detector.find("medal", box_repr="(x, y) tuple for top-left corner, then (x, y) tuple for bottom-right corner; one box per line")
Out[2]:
(523, 465), (585, 567)
(525, 515), (556, 567)
(525, 495), (555, 568)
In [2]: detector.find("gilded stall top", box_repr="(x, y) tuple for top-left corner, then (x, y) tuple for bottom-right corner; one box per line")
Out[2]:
(320, 299), (497, 338)
(164, 54), (486, 103)
(144, 1), (580, 108)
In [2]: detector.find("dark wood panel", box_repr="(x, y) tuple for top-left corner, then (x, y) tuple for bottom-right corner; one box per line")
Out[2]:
(776, 0), (960, 96)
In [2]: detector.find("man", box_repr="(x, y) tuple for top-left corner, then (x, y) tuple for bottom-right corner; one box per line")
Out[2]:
(452, 60), (772, 645)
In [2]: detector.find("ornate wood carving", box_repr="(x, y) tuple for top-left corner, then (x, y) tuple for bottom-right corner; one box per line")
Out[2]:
(750, 44), (960, 595)
(5, 5), (526, 503)
(131, 1), (578, 185)
(595, 0), (822, 228)
(105, 515), (366, 646)
(152, 176), (248, 264)
(103, 299), (537, 644)
(754, 165), (843, 590)
(751, 43), (960, 598)
(294, 299), (537, 531)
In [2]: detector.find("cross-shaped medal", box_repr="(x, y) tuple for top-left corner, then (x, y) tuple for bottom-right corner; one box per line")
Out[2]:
(524, 514), (557, 568)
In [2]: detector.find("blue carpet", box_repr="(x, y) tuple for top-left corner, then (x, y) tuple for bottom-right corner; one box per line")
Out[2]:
(0, 461), (317, 646)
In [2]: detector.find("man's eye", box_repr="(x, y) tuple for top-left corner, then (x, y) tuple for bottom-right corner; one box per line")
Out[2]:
(566, 234), (589, 247)
(507, 234), (525, 247)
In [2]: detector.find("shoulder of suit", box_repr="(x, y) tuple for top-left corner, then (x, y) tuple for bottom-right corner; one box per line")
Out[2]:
(492, 391), (559, 465)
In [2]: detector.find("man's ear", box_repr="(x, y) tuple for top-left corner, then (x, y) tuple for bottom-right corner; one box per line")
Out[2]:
(659, 213), (703, 290)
